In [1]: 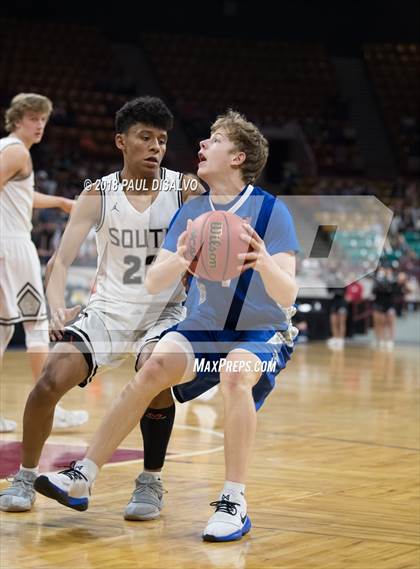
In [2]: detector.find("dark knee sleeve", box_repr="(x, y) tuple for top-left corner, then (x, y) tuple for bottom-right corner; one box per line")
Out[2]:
(140, 404), (176, 470)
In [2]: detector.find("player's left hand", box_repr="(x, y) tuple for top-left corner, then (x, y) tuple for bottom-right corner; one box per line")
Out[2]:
(60, 197), (75, 214)
(237, 223), (270, 272)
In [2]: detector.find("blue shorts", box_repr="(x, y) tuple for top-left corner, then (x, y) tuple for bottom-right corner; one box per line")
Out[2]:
(161, 325), (294, 411)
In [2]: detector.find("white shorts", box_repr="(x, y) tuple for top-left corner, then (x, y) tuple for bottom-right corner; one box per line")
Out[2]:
(0, 236), (47, 326)
(62, 297), (186, 386)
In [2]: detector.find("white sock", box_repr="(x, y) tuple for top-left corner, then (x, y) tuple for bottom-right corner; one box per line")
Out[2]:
(20, 464), (38, 474)
(76, 458), (99, 483)
(222, 481), (246, 501)
(144, 470), (162, 480)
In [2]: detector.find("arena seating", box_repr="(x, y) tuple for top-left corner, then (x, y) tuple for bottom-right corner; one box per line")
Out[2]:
(364, 43), (420, 175)
(0, 18), (135, 160)
(141, 33), (363, 175)
(0, 22), (417, 287)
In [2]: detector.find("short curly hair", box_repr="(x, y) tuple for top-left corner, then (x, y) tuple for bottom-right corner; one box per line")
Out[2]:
(5, 93), (53, 132)
(211, 109), (269, 184)
(115, 96), (174, 134)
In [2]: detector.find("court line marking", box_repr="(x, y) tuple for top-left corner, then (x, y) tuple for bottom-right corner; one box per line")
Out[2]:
(0, 424), (224, 476)
(103, 424), (224, 469)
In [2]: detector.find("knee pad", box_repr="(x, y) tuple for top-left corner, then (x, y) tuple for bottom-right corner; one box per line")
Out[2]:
(23, 320), (49, 349)
(0, 325), (15, 358)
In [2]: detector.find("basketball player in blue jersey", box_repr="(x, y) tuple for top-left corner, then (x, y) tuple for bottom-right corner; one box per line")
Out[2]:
(34, 110), (299, 542)
(0, 92), (87, 432)
(0, 96), (203, 515)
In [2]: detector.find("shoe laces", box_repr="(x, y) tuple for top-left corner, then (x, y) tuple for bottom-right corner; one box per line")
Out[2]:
(58, 461), (88, 482)
(133, 477), (164, 499)
(210, 498), (240, 516)
(5, 471), (35, 492)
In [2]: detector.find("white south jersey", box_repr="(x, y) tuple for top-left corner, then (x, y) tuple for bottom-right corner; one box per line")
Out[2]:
(92, 167), (186, 307)
(0, 136), (34, 237)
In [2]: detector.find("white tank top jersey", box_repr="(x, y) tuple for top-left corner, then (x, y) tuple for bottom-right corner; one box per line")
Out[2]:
(93, 167), (186, 306)
(0, 136), (34, 237)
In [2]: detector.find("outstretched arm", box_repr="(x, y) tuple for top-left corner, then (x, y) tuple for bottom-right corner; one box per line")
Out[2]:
(0, 144), (74, 212)
(45, 187), (101, 338)
(33, 191), (74, 213)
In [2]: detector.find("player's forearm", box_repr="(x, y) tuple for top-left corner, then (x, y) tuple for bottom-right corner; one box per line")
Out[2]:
(33, 191), (65, 209)
(44, 256), (68, 311)
(258, 257), (298, 306)
(146, 254), (187, 294)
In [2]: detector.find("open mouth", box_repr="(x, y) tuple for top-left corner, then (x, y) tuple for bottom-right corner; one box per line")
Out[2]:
(198, 152), (207, 163)
(145, 157), (159, 164)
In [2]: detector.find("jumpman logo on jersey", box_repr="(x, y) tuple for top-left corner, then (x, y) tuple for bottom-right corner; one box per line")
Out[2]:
(111, 202), (120, 213)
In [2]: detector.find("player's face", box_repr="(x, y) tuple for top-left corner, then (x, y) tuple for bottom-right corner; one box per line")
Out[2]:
(119, 123), (167, 175)
(16, 112), (48, 144)
(197, 129), (240, 182)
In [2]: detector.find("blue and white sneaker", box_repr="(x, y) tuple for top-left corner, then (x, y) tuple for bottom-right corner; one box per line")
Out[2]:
(34, 461), (91, 511)
(202, 493), (251, 542)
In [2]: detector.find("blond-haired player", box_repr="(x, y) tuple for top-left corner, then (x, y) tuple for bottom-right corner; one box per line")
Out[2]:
(0, 93), (88, 432)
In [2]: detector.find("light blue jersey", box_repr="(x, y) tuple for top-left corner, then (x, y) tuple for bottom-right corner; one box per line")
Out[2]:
(164, 184), (299, 333)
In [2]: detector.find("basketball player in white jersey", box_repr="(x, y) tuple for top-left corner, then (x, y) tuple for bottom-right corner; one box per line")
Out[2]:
(0, 93), (89, 433)
(0, 96), (203, 516)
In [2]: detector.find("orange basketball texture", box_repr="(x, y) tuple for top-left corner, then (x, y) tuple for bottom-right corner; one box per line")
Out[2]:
(185, 211), (251, 281)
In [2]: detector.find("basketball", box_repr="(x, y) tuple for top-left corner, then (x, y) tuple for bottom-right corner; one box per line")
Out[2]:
(185, 210), (251, 281)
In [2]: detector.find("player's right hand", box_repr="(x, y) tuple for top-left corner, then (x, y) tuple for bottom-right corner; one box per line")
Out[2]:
(49, 305), (82, 341)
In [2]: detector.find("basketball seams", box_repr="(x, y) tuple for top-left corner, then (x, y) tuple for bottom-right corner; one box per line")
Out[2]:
(200, 213), (214, 280)
(194, 213), (207, 278)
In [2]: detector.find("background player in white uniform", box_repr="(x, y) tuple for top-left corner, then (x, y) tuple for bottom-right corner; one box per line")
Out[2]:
(0, 93), (88, 432)
(0, 96), (203, 514)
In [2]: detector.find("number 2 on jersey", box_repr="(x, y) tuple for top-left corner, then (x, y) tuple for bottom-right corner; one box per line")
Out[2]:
(123, 255), (142, 284)
(122, 254), (157, 285)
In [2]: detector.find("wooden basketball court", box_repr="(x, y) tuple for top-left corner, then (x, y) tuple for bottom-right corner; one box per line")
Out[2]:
(1, 343), (418, 569)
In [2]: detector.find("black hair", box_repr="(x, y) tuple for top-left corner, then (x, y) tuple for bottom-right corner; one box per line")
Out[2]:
(115, 96), (174, 134)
